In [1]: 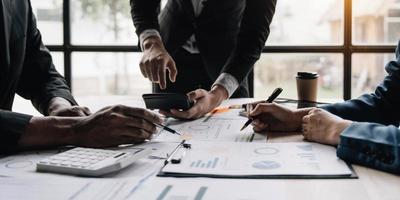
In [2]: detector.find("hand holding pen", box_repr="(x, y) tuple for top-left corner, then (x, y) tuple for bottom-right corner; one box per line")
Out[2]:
(240, 88), (283, 131)
(155, 123), (182, 135)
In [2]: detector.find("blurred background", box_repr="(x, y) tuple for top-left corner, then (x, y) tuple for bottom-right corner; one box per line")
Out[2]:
(14, 0), (400, 110)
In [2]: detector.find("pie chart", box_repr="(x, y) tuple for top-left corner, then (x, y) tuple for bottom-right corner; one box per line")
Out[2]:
(252, 161), (281, 170)
(254, 147), (279, 155)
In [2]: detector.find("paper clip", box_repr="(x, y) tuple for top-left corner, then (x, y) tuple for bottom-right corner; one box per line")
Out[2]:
(164, 140), (191, 165)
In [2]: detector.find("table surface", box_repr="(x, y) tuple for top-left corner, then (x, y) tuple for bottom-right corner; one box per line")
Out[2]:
(9, 96), (400, 200)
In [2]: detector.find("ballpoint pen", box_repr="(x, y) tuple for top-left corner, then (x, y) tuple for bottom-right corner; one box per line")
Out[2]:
(239, 88), (283, 131)
(155, 123), (182, 135)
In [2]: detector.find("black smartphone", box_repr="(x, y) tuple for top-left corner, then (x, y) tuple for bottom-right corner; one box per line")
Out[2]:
(142, 93), (194, 110)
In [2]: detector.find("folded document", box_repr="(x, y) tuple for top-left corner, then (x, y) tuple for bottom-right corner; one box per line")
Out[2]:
(159, 141), (355, 178)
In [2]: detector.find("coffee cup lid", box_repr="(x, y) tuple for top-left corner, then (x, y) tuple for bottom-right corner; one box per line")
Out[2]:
(297, 72), (319, 79)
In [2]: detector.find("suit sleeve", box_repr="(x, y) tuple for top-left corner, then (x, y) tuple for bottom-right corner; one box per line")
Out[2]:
(130, 0), (161, 41)
(0, 110), (32, 154)
(16, 1), (77, 115)
(221, 0), (276, 84)
(337, 122), (400, 175)
(321, 43), (400, 126)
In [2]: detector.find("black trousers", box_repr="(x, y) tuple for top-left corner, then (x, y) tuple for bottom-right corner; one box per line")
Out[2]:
(153, 48), (250, 98)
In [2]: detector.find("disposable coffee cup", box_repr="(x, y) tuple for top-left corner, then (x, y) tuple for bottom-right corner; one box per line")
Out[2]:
(296, 72), (318, 108)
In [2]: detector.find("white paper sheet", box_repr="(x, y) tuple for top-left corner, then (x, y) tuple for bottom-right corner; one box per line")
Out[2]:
(0, 177), (143, 200)
(154, 109), (267, 143)
(130, 177), (286, 200)
(0, 149), (59, 177)
(161, 141), (353, 177)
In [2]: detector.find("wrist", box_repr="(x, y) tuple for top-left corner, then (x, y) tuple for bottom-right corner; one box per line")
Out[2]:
(19, 116), (82, 149)
(293, 108), (313, 130)
(47, 97), (72, 115)
(334, 120), (352, 145)
(142, 36), (164, 51)
(210, 85), (229, 103)
(55, 117), (82, 146)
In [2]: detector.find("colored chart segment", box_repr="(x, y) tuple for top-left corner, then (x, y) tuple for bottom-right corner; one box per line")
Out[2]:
(252, 161), (281, 170)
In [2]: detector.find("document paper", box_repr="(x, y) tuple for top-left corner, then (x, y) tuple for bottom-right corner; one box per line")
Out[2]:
(161, 141), (353, 177)
(131, 177), (286, 200)
(154, 109), (266, 143)
(0, 177), (142, 200)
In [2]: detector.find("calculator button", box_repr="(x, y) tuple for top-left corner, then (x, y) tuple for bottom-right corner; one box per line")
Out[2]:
(61, 161), (72, 165)
(52, 157), (65, 161)
(71, 162), (81, 167)
(49, 160), (62, 165)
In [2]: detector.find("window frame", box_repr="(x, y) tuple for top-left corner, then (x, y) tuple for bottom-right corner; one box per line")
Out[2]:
(47, 0), (396, 100)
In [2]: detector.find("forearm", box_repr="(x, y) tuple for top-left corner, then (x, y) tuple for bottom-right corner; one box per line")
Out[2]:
(221, 0), (276, 83)
(321, 96), (399, 126)
(337, 122), (400, 174)
(18, 3), (77, 114)
(130, 0), (161, 37)
(17, 116), (81, 150)
(321, 55), (400, 125)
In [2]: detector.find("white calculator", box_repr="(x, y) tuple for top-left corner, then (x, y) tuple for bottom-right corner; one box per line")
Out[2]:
(37, 147), (151, 177)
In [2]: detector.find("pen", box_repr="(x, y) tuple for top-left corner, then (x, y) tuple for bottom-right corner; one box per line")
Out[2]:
(239, 88), (283, 131)
(155, 123), (182, 135)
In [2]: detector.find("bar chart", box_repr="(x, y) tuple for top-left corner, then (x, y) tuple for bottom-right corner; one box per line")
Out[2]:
(156, 185), (208, 200)
(189, 157), (220, 169)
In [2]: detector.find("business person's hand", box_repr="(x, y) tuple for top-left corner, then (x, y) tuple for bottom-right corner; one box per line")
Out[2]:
(249, 103), (310, 132)
(302, 108), (352, 146)
(140, 37), (177, 89)
(159, 86), (228, 119)
(19, 105), (163, 150)
(72, 105), (163, 147)
(48, 97), (91, 117)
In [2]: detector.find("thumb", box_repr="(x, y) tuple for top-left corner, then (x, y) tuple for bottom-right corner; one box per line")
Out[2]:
(249, 104), (264, 117)
(166, 59), (177, 82)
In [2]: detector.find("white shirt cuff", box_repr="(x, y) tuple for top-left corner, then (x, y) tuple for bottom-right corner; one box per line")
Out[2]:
(139, 29), (161, 50)
(212, 73), (239, 98)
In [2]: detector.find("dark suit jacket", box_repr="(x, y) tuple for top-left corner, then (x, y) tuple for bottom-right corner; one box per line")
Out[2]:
(0, 0), (77, 153)
(322, 41), (400, 175)
(130, 0), (276, 97)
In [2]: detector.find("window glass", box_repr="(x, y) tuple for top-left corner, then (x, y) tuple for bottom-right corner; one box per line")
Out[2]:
(353, 0), (400, 44)
(51, 52), (64, 76)
(71, 0), (137, 45)
(31, 0), (63, 45)
(72, 53), (151, 97)
(254, 54), (343, 101)
(267, 0), (344, 45)
(352, 53), (396, 98)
